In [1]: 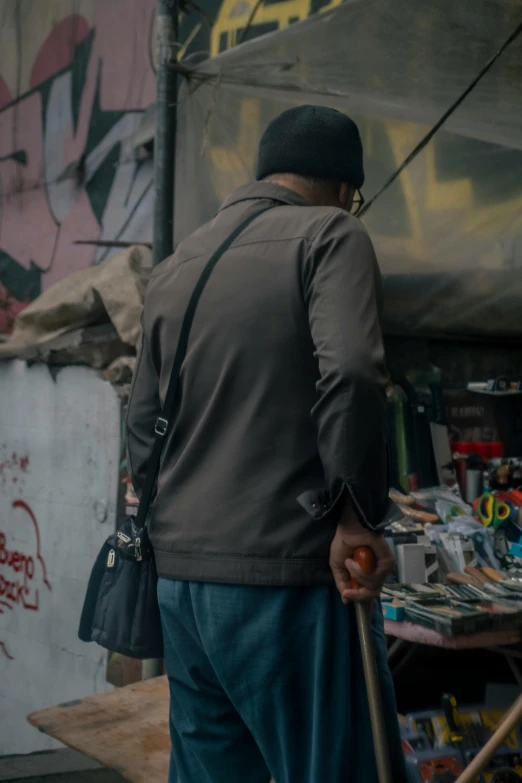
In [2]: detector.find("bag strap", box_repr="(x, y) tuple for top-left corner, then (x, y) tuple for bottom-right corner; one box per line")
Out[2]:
(135, 206), (274, 529)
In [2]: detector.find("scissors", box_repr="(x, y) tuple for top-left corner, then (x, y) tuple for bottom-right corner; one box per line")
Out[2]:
(475, 492), (513, 528)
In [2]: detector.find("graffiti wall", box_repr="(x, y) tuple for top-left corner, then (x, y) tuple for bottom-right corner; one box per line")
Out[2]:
(0, 360), (121, 755)
(0, 0), (157, 333)
(0, 0), (341, 335)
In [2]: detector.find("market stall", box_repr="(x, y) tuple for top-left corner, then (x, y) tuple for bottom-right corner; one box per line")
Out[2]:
(16, 0), (522, 779)
(375, 373), (522, 781)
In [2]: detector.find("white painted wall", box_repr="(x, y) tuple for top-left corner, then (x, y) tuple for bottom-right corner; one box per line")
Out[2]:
(0, 361), (120, 755)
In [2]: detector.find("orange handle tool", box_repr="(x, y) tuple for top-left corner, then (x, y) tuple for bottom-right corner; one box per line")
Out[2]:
(352, 546), (392, 783)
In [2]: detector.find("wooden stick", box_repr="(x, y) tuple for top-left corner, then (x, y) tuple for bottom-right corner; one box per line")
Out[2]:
(456, 692), (522, 782)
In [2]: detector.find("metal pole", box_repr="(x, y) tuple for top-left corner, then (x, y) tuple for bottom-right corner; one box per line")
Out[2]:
(152, 0), (179, 267)
(143, 0), (178, 680)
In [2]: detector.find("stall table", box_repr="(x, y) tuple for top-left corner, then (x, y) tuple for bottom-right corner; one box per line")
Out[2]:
(385, 620), (522, 685)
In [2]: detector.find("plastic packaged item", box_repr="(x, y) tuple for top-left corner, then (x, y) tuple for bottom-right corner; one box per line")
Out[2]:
(435, 498), (472, 524)
(437, 531), (477, 573)
(400, 726), (431, 754)
(407, 705), (521, 751)
(428, 520), (502, 570)
(411, 486), (469, 515)
(381, 598), (406, 621)
(399, 506), (440, 525)
(471, 601), (522, 630)
(382, 584), (442, 601)
(404, 749), (462, 782)
(404, 599), (491, 635)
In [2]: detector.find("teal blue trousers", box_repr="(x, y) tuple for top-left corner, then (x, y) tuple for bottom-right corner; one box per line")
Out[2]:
(158, 578), (406, 783)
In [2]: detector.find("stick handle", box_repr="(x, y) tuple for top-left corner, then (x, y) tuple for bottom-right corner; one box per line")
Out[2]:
(352, 546), (393, 783)
(351, 545), (377, 589)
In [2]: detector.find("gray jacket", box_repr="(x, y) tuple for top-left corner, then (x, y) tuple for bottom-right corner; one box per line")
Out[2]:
(127, 182), (388, 586)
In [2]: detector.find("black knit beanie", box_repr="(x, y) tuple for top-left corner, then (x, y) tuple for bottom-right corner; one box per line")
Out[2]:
(256, 105), (364, 188)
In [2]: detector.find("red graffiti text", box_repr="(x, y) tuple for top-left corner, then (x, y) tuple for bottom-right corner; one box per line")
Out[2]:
(0, 500), (51, 660)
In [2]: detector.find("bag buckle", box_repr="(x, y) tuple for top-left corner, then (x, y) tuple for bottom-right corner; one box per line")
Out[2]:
(155, 417), (168, 436)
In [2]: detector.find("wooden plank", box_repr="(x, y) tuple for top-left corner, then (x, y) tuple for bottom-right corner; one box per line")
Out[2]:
(27, 677), (170, 783)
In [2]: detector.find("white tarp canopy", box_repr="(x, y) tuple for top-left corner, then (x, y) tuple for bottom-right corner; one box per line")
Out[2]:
(174, 0), (522, 338)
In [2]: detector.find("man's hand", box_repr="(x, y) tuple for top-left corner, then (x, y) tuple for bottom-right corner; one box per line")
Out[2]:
(329, 512), (394, 603)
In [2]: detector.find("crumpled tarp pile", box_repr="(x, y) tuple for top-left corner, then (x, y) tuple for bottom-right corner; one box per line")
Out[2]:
(0, 246), (151, 382)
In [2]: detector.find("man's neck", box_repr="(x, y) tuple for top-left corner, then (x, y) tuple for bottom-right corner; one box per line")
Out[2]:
(263, 175), (315, 205)
(264, 174), (341, 208)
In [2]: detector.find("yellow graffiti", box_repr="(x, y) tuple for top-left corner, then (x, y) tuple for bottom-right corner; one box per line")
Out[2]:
(424, 141), (522, 245)
(210, 0), (342, 56)
(380, 120), (427, 263)
(208, 98), (261, 202)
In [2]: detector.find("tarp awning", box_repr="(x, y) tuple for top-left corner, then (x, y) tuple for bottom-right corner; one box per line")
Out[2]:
(174, 0), (522, 338)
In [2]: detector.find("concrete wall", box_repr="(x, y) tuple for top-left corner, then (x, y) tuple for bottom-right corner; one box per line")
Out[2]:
(0, 361), (121, 755)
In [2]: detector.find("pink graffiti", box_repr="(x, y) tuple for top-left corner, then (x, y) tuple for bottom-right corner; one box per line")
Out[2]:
(0, 0), (156, 331)
(29, 15), (91, 90)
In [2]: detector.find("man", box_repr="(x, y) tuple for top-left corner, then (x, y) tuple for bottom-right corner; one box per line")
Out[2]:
(127, 105), (406, 782)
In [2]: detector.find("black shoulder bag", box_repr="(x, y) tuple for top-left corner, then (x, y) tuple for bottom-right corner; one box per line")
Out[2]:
(78, 207), (273, 659)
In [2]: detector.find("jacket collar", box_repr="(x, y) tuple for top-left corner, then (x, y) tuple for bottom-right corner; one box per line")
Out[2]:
(218, 182), (312, 212)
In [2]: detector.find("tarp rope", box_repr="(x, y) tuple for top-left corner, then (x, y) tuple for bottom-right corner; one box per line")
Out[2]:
(359, 18), (522, 217)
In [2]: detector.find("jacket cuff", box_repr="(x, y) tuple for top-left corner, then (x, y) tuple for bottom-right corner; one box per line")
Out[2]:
(297, 484), (348, 524)
(297, 482), (395, 532)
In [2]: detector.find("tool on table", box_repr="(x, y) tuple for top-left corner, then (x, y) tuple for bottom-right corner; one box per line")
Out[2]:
(352, 546), (392, 783)
(475, 493), (513, 529)
(441, 693), (464, 752)
(441, 693), (491, 772)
